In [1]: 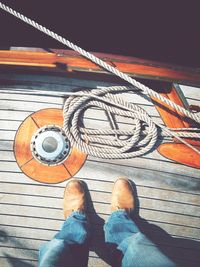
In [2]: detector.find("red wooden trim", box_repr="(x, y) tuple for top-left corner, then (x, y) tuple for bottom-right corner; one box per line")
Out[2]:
(0, 49), (200, 86)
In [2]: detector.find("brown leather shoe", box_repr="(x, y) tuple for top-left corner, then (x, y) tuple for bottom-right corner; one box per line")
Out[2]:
(111, 177), (135, 213)
(63, 179), (86, 219)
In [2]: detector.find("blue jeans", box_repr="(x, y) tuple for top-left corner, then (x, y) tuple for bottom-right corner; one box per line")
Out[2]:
(39, 210), (176, 267)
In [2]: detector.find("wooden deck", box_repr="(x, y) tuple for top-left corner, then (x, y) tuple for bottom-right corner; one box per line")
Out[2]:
(0, 70), (200, 266)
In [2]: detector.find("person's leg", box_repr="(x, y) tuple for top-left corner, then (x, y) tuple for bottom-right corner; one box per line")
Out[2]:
(104, 178), (176, 267)
(39, 179), (90, 267)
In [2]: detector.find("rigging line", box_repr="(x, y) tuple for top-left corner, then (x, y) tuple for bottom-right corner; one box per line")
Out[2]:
(0, 2), (199, 157)
(0, 2), (199, 123)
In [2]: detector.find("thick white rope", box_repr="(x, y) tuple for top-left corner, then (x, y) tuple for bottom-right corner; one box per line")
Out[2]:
(0, 2), (200, 158)
(63, 88), (200, 158)
(63, 87), (158, 159)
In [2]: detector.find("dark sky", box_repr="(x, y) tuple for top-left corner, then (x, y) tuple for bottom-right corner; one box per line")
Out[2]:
(0, 0), (199, 68)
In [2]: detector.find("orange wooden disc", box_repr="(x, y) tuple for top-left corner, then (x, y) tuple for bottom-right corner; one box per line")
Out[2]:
(14, 108), (87, 183)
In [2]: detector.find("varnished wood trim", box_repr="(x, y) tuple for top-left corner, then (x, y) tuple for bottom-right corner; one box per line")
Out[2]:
(0, 49), (200, 86)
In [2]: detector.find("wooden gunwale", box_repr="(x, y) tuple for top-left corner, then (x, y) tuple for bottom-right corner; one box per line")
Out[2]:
(0, 48), (200, 86)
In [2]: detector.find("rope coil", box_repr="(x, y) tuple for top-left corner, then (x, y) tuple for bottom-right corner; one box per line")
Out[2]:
(63, 87), (158, 159)
(63, 87), (200, 158)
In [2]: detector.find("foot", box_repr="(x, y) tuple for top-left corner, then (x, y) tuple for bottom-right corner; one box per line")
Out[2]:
(63, 179), (86, 219)
(111, 177), (135, 213)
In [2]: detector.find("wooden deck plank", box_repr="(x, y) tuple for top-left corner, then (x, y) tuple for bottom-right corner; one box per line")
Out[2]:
(179, 85), (200, 100)
(0, 258), (37, 267)
(1, 178), (199, 206)
(0, 91), (162, 118)
(1, 188), (200, 216)
(0, 110), (31, 120)
(0, 72), (200, 266)
(1, 202), (199, 230)
(1, 157), (199, 192)
(0, 159), (199, 193)
(0, 141), (13, 151)
(1, 198), (199, 229)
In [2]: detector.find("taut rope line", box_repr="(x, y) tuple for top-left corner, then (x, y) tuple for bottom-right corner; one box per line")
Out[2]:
(0, 2), (200, 158)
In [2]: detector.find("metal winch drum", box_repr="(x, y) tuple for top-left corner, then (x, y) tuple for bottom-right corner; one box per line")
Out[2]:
(31, 125), (70, 166)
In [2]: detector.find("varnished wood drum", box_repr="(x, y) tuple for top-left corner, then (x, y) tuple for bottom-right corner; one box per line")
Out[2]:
(14, 108), (87, 183)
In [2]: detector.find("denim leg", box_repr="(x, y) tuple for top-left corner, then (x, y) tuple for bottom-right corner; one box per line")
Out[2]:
(104, 210), (176, 267)
(104, 210), (140, 246)
(39, 211), (90, 267)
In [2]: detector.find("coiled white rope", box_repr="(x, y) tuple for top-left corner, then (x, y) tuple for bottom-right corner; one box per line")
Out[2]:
(0, 2), (200, 158)
(63, 87), (200, 158)
(63, 87), (158, 159)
